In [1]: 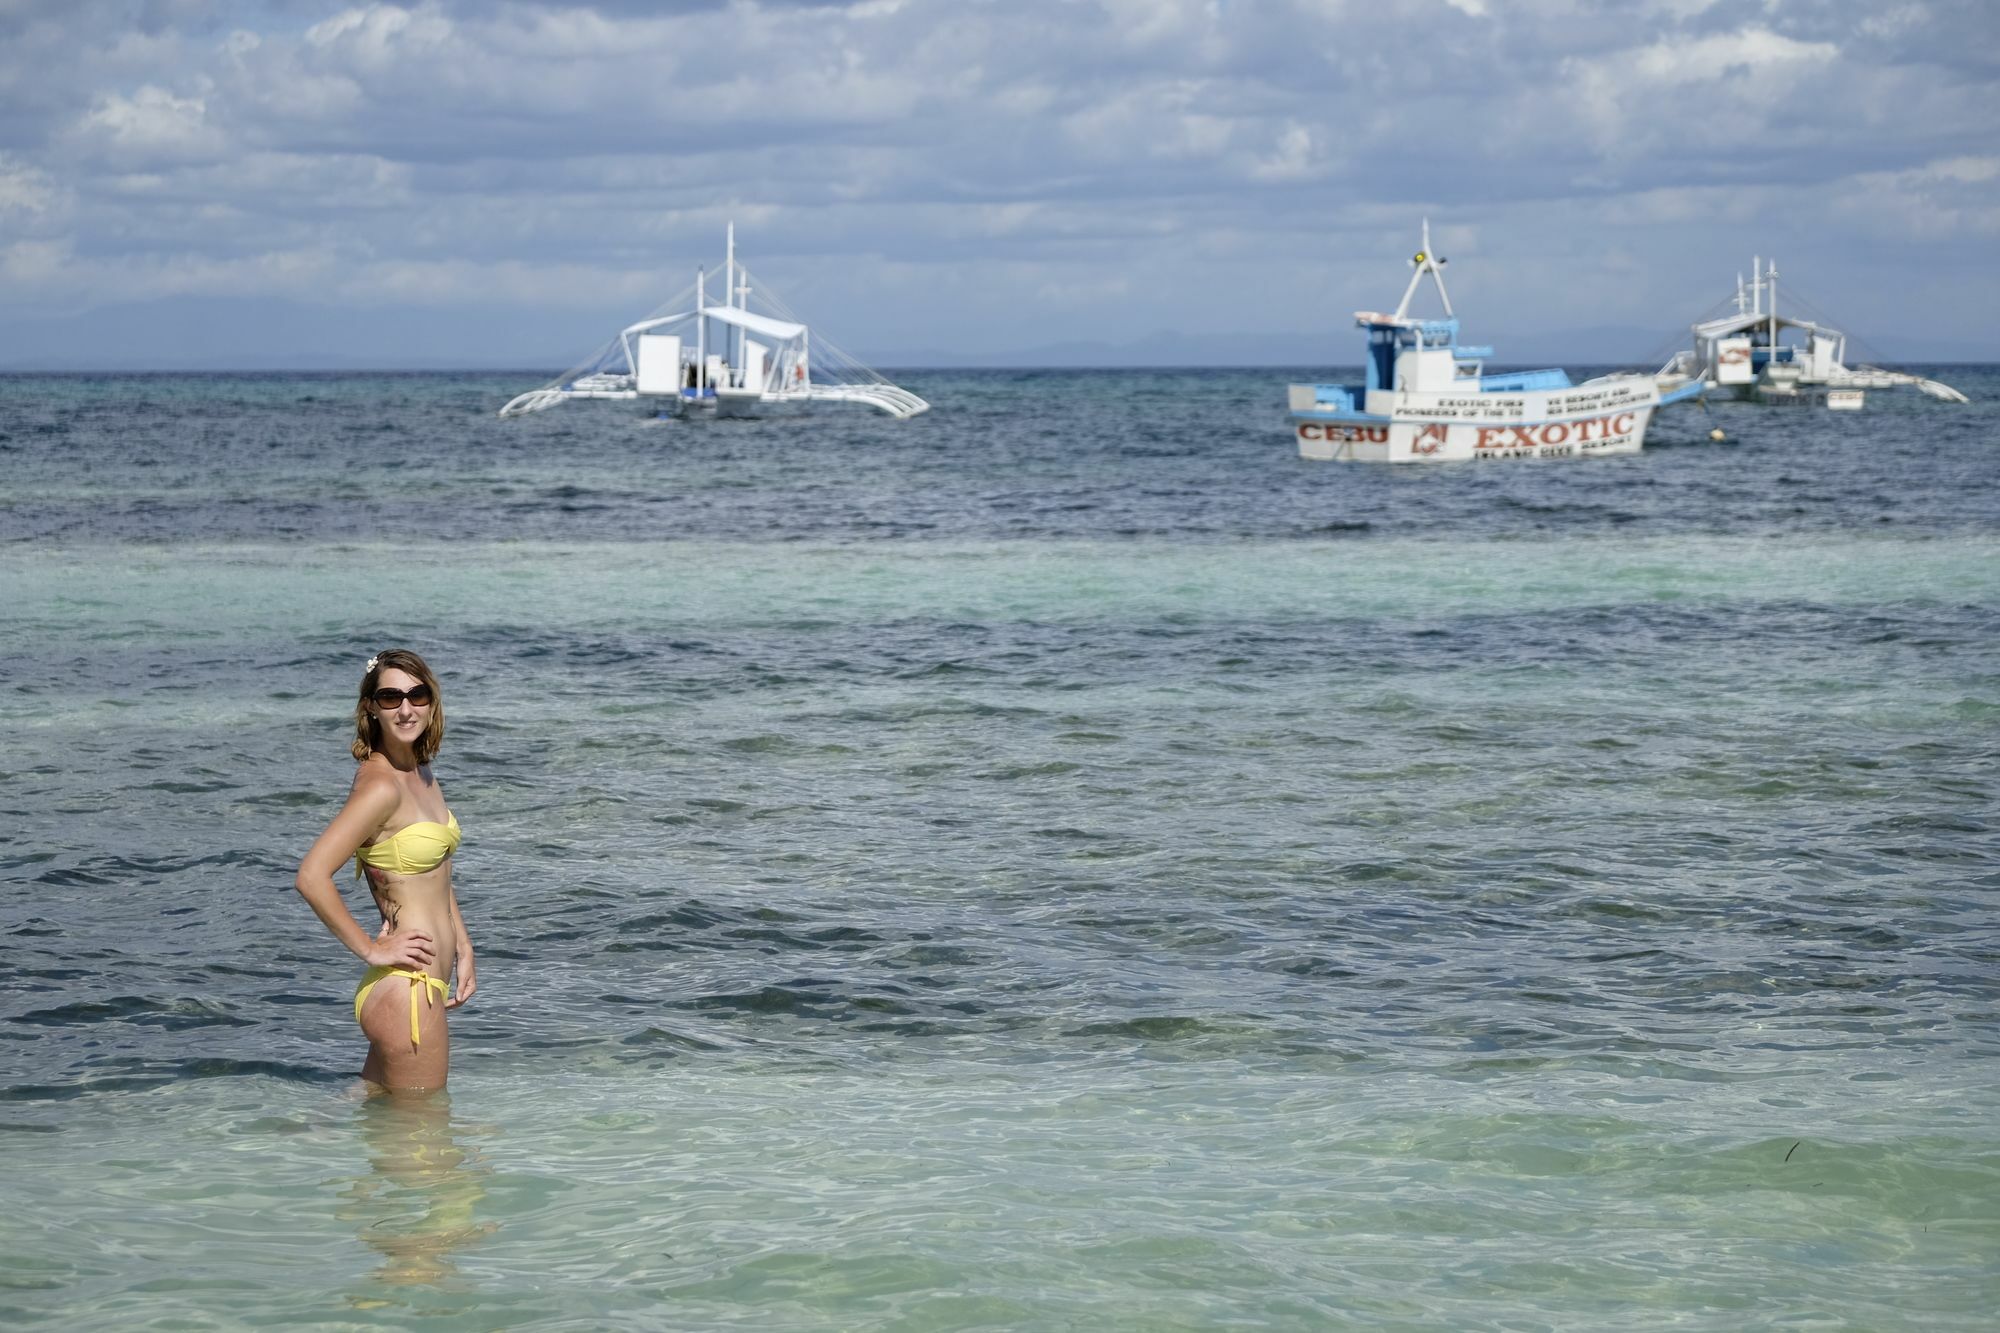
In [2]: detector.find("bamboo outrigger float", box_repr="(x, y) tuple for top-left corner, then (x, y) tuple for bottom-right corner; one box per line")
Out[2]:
(500, 225), (928, 421)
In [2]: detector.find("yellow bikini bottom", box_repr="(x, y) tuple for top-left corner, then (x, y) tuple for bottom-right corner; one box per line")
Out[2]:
(354, 966), (451, 1048)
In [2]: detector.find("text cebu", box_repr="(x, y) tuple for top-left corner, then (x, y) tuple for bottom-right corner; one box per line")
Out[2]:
(1295, 412), (1638, 451)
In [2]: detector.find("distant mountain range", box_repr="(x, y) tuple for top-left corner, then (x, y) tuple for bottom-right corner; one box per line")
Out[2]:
(0, 297), (1987, 372)
(869, 327), (1683, 371)
(870, 326), (1990, 369)
(0, 297), (595, 373)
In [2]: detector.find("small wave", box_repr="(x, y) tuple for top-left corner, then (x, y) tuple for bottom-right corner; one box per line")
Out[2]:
(33, 850), (285, 883)
(614, 901), (742, 935)
(2, 1057), (347, 1103)
(718, 734), (796, 753)
(13, 996), (253, 1030)
(684, 981), (925, 1023)
(976, 761), (1081, 781)
(239, 789), (331, 808)
(616, 1026), (727, 1052)
(892, 661), (1002, 680)
(1069, 1015), (1213, 1040)
(32, 866), (114, 887)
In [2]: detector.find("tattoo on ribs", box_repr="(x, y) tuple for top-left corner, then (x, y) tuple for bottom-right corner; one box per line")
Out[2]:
(365, 865), (400, 931)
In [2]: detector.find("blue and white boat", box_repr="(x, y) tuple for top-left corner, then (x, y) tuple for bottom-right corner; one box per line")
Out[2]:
(1288, 224), (1702, 462)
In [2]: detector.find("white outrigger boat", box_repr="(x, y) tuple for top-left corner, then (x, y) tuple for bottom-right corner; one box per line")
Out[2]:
(1654, 258), (1966, 410)
(1288, 225), (1701, 463)
(499, 225), (928, 421)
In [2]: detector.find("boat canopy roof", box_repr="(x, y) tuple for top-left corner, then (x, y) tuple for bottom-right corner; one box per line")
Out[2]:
(1355, 310), (1461, 337)
(625, 305), (805, 342)
(1694, 310), (1837, 340)
(701, 305), (805, 341)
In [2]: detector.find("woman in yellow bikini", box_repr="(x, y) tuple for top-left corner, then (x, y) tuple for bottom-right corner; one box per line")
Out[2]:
(296, 649), (476, 1091)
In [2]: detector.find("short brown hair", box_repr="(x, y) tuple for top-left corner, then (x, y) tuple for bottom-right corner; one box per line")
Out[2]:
(350, 648), (446, 764)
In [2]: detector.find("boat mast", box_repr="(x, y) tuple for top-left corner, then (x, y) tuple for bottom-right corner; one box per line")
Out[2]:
(725, 222), (737, 379)
(697, 265), (707, 388)
(1393, 218), (1453, 321)
(1766, 259), (1778, 352)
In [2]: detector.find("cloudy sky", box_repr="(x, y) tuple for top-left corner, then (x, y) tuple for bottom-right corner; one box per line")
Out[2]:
(2, 0), (1995, 368)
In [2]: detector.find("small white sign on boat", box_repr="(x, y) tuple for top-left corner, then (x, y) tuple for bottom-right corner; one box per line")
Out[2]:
(500, 225), (928, 421)
(1654, 258), (1967, 410)
(1287, 223), (1700, 463)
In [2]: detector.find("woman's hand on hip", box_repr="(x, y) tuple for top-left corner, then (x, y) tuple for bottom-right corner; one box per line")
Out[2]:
(363, 924), (435, 970)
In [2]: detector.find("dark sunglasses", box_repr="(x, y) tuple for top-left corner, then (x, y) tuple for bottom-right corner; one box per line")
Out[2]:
(370, 684), (434, 708)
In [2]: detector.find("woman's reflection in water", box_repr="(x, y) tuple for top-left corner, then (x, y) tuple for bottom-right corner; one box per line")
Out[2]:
(340, 1089), (495, 1286)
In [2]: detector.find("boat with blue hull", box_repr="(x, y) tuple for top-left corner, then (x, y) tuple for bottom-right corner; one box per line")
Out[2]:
(1288, 224), (1702, 462)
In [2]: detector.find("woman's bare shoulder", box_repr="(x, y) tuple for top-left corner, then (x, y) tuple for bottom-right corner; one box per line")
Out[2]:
(346, 758), (404, 812)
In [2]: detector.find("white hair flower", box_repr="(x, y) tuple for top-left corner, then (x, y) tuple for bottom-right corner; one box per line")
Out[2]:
(365, 655), (380, 673)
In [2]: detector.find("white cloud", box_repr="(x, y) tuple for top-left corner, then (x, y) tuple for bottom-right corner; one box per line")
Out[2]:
(305, 3), (455, 62)
(1250, 123), (1315, 182)
(1559, 26), (1842, 156)
(1645, 0), (1724, 18)
(0, 156), (67, 220)
(1096, 0), (1216, 44)
(1920, 156), (2000, 185)
(1857, 3), (1928, 39)
(1627, 27), (1838, 88)
(1, 238), (76, 286)
(71, 83), (225, 162)
(1831, 154), (2000, 240)
(0, 0), (1995, 359)
(0, 238), (338, 304)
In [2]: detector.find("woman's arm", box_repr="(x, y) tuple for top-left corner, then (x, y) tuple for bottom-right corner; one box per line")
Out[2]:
(445, 881), (476, 1008)
(295, 770), (436, 970)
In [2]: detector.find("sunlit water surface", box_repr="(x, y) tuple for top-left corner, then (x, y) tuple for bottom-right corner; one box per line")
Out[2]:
(2, 369), (1996, 1329)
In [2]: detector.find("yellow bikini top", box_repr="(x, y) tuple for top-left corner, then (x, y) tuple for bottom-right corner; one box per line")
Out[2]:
(355, 811), (460, 876)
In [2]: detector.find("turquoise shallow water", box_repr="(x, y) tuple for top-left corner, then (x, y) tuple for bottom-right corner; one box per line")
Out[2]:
(1, 370), (1997, 1328)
